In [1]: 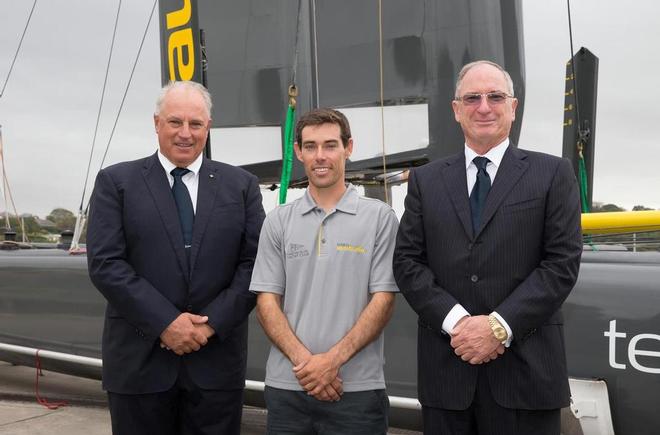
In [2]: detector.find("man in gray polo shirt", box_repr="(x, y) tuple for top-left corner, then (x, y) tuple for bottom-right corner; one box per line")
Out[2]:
(250, 108), (399, 434)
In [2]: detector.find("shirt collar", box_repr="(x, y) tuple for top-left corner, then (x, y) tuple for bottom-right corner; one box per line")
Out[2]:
(464, 138), (509, 170)
(300, 189), (317, 214)
(335, 184), (359, 214)
(300, 184), (359, 215)
(157, 150), (204, 176)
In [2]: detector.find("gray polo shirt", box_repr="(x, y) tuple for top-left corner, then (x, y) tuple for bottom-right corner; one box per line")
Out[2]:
(250, 184), (399, 392)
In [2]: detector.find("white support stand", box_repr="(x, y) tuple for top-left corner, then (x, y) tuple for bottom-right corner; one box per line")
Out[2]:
(568, 377), (616, 435)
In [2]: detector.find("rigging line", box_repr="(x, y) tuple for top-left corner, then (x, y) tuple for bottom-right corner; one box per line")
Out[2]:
(0, 0), (37, 99)
(566, 0), (582, 137)
(385, 170), (405, 182)
(91, 0), (157, 211)
(378, 0), (389, 204)
(0, 128), (22, 234)
(311, 0), (320, 107)
(78, 0), (123, 212)
(290, 0), (303, 85)
(237, 0), (252, 121)
(0, 128), (9, 229)
(567, 0), (591, 215)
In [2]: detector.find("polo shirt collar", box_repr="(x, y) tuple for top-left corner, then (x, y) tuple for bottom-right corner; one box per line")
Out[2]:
(300, 189), (318, 215)
(335, 184), (359, 214)
(300, 184), (359, 215)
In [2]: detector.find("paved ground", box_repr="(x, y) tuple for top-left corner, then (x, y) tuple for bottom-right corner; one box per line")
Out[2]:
(0, 362), (419, 434)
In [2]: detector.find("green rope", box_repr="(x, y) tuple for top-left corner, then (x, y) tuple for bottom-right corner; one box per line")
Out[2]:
(577, 148), (597, 250)
(279, 104), (296, 204)
(578, 153), (590, 213)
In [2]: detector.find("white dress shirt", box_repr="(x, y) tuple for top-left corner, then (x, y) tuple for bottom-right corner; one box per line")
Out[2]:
(442, 139), (513, 346)
(157, 150), (203, 213)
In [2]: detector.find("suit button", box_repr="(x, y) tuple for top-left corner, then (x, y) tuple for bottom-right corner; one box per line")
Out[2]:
(186, 305), (193, 312)
(471, 275), (479, 282)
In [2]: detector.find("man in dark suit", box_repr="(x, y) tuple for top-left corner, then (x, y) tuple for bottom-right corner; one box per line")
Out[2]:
(393, 60), (582, 434)
(87, 81), (265, 435)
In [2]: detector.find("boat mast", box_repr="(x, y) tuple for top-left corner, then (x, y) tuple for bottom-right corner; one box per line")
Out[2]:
(0, 126), (10, 230)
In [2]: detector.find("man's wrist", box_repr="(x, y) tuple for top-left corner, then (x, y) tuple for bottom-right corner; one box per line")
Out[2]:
(327, 345), (347, 369)
(291, 349), (312, 367)
(443, 304), (471, 333)
(488, 314), (508, 343)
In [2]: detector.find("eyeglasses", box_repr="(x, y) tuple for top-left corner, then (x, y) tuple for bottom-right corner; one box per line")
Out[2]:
(454, 92), (513, 106)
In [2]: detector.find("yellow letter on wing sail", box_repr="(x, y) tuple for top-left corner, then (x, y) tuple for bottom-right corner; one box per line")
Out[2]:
(168, 28), (195, 81)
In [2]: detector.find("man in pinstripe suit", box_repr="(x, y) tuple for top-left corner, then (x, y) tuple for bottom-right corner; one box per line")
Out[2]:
(393, 60), (582, 434)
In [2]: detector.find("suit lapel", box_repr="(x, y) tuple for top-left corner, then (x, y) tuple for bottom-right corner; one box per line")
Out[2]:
(189, 159), (219, 275)
(440, 153), (474, 240)
(477, 146), (529, 236)
(142, 153), (190, 280)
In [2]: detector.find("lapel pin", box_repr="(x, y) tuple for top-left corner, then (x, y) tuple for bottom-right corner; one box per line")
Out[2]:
(209, 174), (215, 178)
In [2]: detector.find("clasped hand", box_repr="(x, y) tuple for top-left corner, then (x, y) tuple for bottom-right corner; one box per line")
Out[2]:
(293, 351), (344, 402)
(450, 315), (505, 365)
(159, 312), (215, 355)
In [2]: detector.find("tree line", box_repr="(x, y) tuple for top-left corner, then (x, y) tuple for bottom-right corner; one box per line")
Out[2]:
(2, 204), (659, 248)
(1, 208), (83, 243)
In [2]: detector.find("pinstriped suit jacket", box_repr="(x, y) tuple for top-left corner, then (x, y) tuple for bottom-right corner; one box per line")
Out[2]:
(393, 145), (582, 410)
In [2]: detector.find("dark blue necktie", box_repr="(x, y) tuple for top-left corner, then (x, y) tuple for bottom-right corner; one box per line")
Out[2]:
(171, 167), (194, 248)
(469, 156), (491, 234)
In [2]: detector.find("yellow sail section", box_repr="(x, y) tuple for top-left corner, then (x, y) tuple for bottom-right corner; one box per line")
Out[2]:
(582, 211), (660, 234)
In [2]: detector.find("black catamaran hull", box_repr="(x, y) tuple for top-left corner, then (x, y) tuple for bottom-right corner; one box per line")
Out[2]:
(1, 250), (660, 433)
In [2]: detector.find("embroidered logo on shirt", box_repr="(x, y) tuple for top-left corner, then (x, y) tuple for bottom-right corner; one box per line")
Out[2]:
(336, 243), (367, 254)
(286, 243), (310, 259)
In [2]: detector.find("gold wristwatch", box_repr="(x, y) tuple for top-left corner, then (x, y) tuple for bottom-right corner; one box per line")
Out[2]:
(488, 314), (508, 343)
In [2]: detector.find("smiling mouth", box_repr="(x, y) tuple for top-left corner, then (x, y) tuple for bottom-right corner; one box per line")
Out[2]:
(175, 143), (194, 148)
(313, 167), (330, 174)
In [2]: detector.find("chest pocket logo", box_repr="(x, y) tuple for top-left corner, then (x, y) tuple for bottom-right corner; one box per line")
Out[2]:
(286, 243), (310, 259)
(336, 243), (367, 254)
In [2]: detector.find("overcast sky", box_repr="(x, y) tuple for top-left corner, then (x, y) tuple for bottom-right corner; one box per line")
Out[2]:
(0, 1), (658, 219)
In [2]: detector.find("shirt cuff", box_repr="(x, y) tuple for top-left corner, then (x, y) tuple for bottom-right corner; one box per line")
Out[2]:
(442, 304), (470, 334)
(492, 311), (513, 347)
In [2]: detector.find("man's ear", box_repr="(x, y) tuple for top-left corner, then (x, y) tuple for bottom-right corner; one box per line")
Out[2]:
(452, 100), (461, 123)
(294, 142), (304, 162)
(345, 138), (354, 159)
(510, 98), (518, 121)
(154, 114), (160, 133)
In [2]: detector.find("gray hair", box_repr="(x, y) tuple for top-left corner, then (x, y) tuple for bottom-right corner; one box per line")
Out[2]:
(454, 60), (515, 98)
(155, 81), (213, 117)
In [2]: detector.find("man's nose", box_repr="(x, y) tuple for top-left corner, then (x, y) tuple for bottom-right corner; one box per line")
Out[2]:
(476, 95), (492, 112)
(313, 146), (326, 160)
(178, 122), (192, 137)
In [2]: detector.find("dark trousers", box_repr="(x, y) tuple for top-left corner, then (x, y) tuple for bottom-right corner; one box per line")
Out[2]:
(422, 369), (560, 435)
(107, 364), (243, 435)
(264, 386), (389, 435)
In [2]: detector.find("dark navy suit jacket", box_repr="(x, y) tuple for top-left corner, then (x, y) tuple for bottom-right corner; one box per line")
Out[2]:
(393, 146), (582, 410)
(87, 152), (264, 394)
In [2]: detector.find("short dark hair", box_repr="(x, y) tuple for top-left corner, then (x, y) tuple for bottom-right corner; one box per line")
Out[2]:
(295, 108), (352, 148)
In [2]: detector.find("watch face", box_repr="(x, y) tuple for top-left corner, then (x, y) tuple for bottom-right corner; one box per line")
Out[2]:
(489, 315), (507, 341)
(494, 327), (507, 341)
